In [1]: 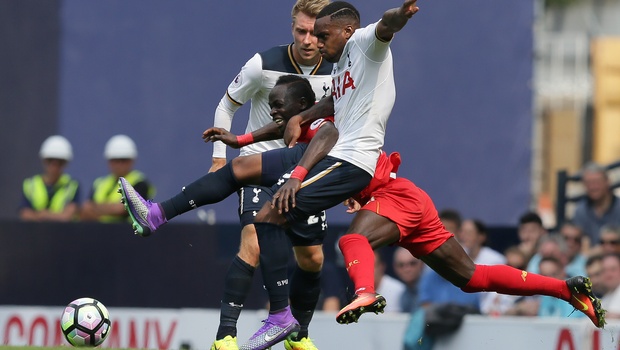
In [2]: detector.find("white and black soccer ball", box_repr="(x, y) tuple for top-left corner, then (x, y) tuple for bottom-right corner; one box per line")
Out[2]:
(60, 297), (112, 347)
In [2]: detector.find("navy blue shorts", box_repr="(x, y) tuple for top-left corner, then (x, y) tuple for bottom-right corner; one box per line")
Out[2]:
(238, 185), (274, 226)
(259, 143), (308, 186)
(237, 143), (327, 244)
(269, 156), (371, 245)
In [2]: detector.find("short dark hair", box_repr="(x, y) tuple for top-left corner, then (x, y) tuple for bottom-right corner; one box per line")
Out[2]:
(470, 219), (487, 236)
(439, 209), (462, 228)
(274, 75), (315, 104)
(519, 211), (543, 226)
(317, 1), (360, 23)
(539, 256), (562, 269)
(586, 253), (603, 268)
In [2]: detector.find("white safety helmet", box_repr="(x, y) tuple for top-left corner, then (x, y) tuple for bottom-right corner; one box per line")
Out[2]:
(39, 135), (73, 161)
(104, 134), (137, 160)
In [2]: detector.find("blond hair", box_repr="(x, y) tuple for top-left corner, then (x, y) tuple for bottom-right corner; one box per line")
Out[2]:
(292, 0), (330, 19)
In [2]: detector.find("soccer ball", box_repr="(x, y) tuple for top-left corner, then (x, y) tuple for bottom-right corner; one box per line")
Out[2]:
(60, 297), (112, 347)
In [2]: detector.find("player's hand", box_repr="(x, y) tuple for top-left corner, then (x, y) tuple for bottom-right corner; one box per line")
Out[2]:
(209, 157), (226, 173)
(284, 115), (303, 148)
(202, 127), (240, 148)
(401, 0), (419, 18)
(343, 198), (361, 213)
(271, 178), (302, 213)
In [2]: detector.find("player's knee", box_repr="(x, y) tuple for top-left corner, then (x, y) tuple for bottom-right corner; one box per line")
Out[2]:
(295, 247), (324, 272)
(254, 205), (286, 225)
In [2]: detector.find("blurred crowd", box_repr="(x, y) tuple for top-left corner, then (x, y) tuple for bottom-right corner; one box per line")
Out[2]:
(19, 134), (155, 223)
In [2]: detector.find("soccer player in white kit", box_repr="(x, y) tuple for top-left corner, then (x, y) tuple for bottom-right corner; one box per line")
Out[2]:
(209, 1), (331, 349)
(241, 1), (420, 349)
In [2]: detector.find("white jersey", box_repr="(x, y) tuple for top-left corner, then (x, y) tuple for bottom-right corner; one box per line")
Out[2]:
(213, 44), (332, 158)
(327, 21), (396, 176)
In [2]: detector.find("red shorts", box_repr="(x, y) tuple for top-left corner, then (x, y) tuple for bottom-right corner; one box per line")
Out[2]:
(359, 178), (453, 257)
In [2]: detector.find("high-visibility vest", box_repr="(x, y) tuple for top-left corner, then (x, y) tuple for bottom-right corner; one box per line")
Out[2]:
(92, 170), (155, 222)
(22, 174), (79, 213)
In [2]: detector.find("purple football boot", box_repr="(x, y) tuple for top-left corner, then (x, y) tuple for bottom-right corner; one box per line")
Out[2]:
(117, 177), (166, 236)
(240, 306), (300, 350)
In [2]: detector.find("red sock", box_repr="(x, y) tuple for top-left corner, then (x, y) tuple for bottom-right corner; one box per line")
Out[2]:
(338, 233), (376, 294)
(462, 264), (571, 301)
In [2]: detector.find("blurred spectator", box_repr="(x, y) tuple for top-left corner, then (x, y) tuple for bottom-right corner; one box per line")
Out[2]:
(517, 211), (547, 267)
(375, 250), (406, 313)
(438, 208), (461, 236)
(19, 136), (80, 221)
(586, 254), (606, 298)
(597, 225), (620, 255)
(459, 219), (505, 265)
(558, 221), (587, 277)
(459, 219), (513, 316)
(504, 245), (528, 270)
(392, 247), (423, 313)
(600, 253), (620, 318)
(504, 216), (549, 317)
(81, 134), (155, 222)
(572, 162), (620, 246)
(418, 209), (479, 312)
(526, 234), (568, 274)
(537, 257), (584, 319)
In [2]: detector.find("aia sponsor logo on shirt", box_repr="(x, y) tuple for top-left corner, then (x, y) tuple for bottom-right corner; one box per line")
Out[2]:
(332, 71), (356, 99)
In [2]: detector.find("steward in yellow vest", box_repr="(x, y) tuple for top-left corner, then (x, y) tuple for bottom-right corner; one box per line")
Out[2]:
(20, 136), (80, 222)
(80, 134), (155, 223)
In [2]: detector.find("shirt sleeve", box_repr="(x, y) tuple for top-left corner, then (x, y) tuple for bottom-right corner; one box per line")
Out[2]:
(212, 96), (242, 159)
(211, 53), (263, 159)
(353, 21), (392, 63)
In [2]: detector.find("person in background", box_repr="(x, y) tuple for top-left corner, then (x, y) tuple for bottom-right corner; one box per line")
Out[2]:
(438, 209), (461, 236)
(81, 134), (154, 222)
(572, 162), (620, 246)
(600, 253), (620, 318)
(504, 245), (528, 271)
(537, 257), (584, 319)
(459, 219), (511, 316)
(392, 246), (423, 313)
(517, 211), (548, 268)
(526, 234), (569, 274)
(586, 254), (606, 298)
(20, 135), (80, 221)
(374, 250), (406, 313)
(558, 221), (587, 277)
(596, 225), (620, 255)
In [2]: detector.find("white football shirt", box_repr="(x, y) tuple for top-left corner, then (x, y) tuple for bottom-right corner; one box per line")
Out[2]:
(327, 21), (396, 176)
(213, 44), (332, 158)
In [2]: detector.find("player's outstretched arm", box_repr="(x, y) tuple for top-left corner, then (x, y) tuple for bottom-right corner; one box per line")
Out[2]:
(203, 121), (284, 148)
(376, 0), (419, 42)
(272, 121), (339, 213)
(285, 97), (334, 147)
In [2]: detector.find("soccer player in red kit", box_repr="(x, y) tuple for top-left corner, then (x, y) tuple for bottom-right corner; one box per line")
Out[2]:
(336, 151), (606, 329)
